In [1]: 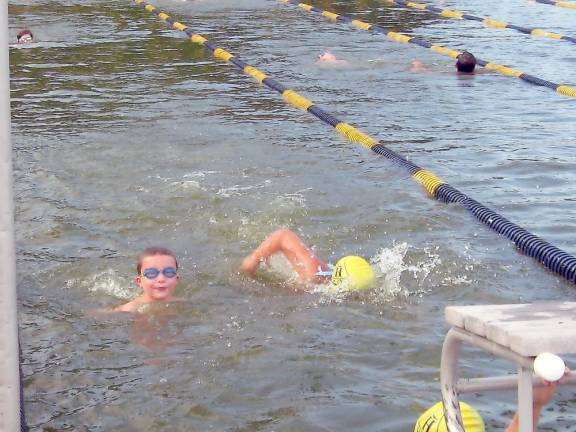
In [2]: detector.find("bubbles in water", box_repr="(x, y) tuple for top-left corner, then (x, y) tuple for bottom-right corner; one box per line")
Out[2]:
(240, 240), (457, 304)
(311, 281), (349, 303)
(183, 171), (217, 178)
(85, 269), (135, 299)
(270, 189), (310, 207)
(313, 242), (443, 303)
(170, 179), (203, 190)
(262, 253), (300, 282)
(371, 242), (411, 299)
(405, 245), (442, 284)
(217, 184), (260, 197)
(168, 171), (218, 192)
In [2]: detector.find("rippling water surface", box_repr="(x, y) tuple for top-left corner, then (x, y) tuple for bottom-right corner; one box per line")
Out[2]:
(8, 0), (576, 430)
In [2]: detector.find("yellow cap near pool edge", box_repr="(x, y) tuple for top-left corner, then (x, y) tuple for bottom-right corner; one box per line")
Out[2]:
(414, 401), (485, 432)
(331, 256), (375, 291)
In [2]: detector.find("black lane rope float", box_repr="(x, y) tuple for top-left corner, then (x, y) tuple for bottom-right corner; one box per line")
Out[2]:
(381, 0), (576, 45)
(132, 0), (576, 284)
(281, 0), (576, 98)
(533, 0), (576, 9)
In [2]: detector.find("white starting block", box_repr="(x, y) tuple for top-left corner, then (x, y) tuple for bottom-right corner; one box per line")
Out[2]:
(440, 302), (576, 432)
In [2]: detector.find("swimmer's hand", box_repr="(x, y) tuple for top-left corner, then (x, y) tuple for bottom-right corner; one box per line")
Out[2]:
(505, 367), (570, 432)
(534, 367), (570, 407)
(239, 254), (260, 275)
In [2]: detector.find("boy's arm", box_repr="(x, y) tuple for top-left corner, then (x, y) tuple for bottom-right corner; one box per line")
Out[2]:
(506, 384), (555, 432)
(87, 299), (138, 315)
(112, 297), (145, 313)
(240, 228), (326, 282)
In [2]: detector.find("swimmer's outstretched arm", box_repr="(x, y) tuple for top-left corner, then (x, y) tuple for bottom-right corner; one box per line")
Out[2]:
(239, 228), (327, 282)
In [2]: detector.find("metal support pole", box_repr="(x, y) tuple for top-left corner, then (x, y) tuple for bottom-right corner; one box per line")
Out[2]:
(440, 329), (465, 432)
(518, 366), (534, 432)
(0, 0), (22, 430)
(458, 373), (576, 394)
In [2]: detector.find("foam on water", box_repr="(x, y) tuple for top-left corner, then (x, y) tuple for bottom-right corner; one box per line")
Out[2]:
(313, 242), (442, 303)
(255, 242), (444, 302)
(84, 269), (135, 299)
(262, 253), (300, 283)
(13, 0), (576, 429)
(217, 184), (262, 198)
(170, 179), (204, 191)
(371, 242), (413, 299)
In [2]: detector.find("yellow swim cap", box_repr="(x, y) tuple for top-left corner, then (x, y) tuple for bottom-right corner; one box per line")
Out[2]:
(414, 401), (485, 432)
(331, 256), (375, 291)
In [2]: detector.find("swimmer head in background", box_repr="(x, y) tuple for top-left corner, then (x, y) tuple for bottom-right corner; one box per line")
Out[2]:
(455, 51), (476, 73)
(414, 401), (485, 432)
(17, 30), (33, 44)
(316, 51), (349, 66)
(317, 51), (337, 62)
(410, 60), (426, 72)
(316, 255), (375, 291)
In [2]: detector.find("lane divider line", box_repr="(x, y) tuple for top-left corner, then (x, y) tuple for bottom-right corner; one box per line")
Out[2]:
(380, 0), (576, 45)
(532, 0), (576, 10)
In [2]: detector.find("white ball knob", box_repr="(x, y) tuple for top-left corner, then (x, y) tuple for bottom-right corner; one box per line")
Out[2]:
(534, 352), (565, 382)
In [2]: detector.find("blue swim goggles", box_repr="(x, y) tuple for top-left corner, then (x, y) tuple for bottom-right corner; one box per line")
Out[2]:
(142, 267), (178, 280)
(315, 264), (334, 277)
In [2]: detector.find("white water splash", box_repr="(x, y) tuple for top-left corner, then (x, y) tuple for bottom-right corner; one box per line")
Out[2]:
(313, 243), (442, 303)
(371, 242), (411, 299)
(262, 253), (300, 282)
(84, 269), (136, 299)
(217, 184), (261, 197)
(183, 171), (218, 178)
(267, 189), (310, 207)
(169, 171), (218, 191)
(170, 179), (203, 190)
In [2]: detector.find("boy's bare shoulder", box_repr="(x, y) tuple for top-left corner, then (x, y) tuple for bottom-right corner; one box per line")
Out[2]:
(112, 297), (185, 314)
(114, 298), (145, 313)
(86, 302), (139, 317)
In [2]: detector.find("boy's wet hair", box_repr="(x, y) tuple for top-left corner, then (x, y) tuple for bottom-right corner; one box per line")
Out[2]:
(136, 247), (179, 274)
(456, 51), (476, 73)
(16, 29), (33, 42)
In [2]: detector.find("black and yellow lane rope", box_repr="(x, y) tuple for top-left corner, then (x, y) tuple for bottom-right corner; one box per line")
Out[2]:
(381, 0), (576, 45)
(281, 0), (576, 98)
(533, 0), (576, 9)
(132, 0), (576, 284)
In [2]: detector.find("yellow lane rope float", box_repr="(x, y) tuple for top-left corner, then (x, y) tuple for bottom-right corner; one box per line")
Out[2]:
(533, 0), (576, 9)
(280, 0), (576, 98)
(131, 0), (576, 284)
(380, 0), (576, 45)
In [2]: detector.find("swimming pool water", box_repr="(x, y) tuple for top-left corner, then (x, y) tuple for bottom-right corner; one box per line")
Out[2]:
(9, 0), (576, 430)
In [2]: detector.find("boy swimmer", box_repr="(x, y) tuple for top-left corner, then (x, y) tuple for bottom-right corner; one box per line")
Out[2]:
(16, 30), (33, 44)
(115, 247), (180, 312)
(240, 228), (375, 291)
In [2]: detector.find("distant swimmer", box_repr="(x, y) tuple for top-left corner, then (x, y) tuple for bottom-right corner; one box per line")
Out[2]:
(455, 51), (476, 74)
(409, 51), (479, 74)
(239, 228), (375, 291)
(316, 50), (349, 67)
(115, 246), (181, 312)
(16, 29), (33, 44)
(409, 60), (426, 73)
